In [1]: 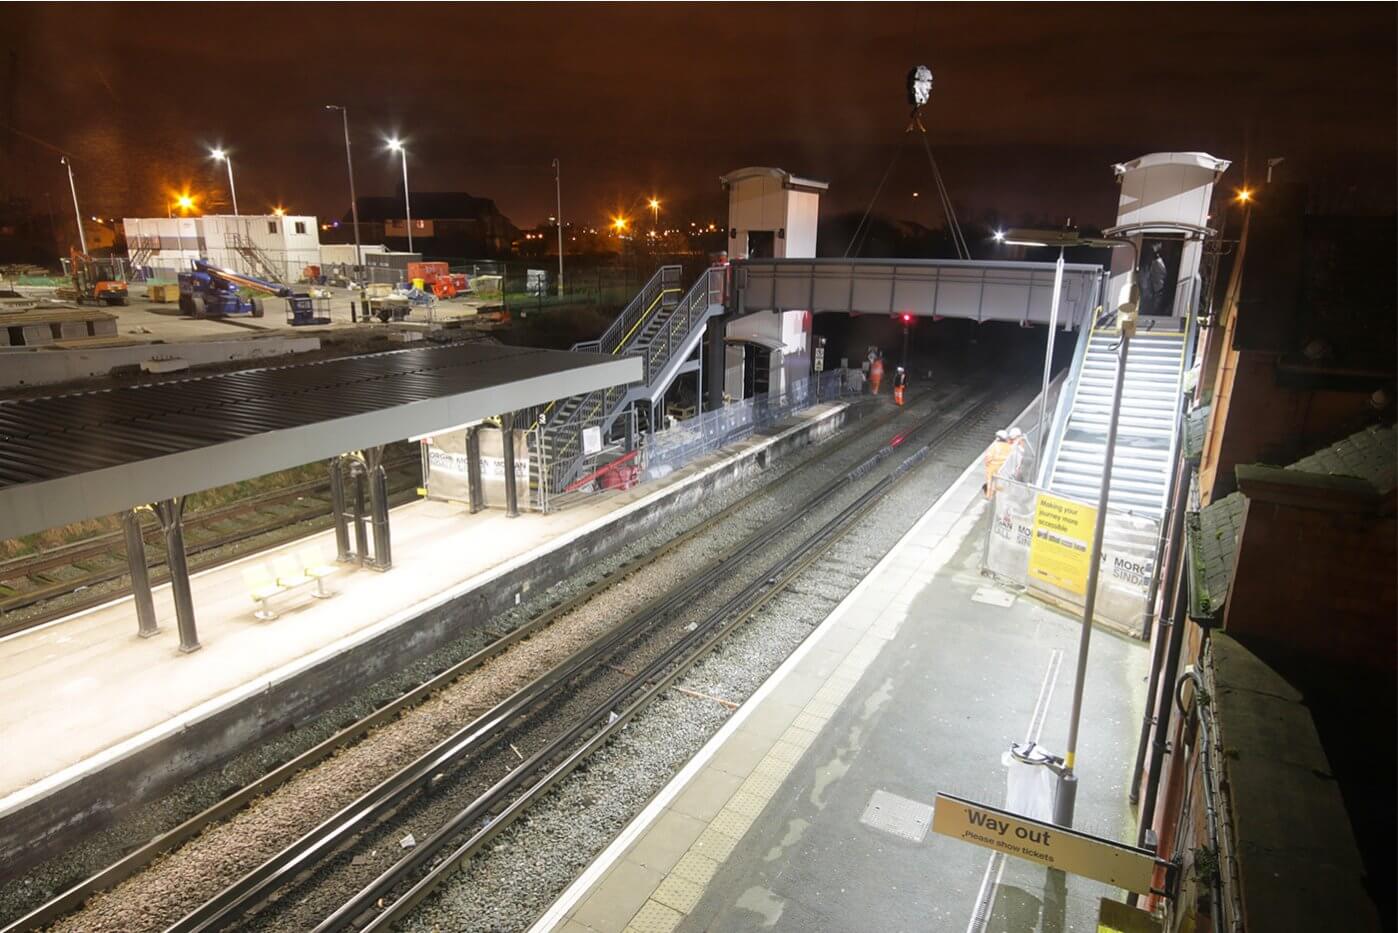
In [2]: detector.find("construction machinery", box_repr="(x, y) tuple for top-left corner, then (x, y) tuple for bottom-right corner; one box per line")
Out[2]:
(59, 249), (129, 306)
(178, 259), (327, 324)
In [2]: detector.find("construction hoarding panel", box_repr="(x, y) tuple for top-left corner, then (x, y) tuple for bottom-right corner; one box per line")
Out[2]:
(983, 479), (1159, 635)
(478, 427), (531, 511)
(1027, 492), (1097, 595)
(422, 427), (531, 511)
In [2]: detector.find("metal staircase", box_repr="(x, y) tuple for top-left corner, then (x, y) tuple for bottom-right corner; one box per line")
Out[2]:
(225, 233), (287, 284)
(537, 264), (726, 493)
(1042, 327), (1186, 518)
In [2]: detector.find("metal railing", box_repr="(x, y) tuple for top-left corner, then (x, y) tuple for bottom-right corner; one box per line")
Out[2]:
(640, 371), (856, 481)
(538, 266), (724, 493)
(579, 264), (682, 355)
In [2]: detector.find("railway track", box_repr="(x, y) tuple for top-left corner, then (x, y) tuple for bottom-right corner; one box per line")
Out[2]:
(164, 386), (1000, 933)
(0, 452), (421, 637)
(1, 388), (942, 933)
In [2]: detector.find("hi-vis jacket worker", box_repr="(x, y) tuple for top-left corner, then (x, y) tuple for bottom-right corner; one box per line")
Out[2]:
(983, 428), (1028, 498)
(869, 354), (885, 395)
(893, 366), (907, 406)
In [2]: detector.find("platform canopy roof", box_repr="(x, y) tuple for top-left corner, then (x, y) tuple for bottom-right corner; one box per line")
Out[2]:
(0, 342), (641, 539)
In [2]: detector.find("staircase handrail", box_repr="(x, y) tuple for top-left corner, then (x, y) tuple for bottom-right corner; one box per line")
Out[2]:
(575, 264), (682, 356)
(1036, 314), (1097, 487)
(629, 266), (725, 395)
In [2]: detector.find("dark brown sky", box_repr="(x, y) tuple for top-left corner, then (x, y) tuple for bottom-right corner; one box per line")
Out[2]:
(3, 3), (1394, 230)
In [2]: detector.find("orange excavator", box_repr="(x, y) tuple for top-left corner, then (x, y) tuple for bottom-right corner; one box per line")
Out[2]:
(61, 249), (129, 306)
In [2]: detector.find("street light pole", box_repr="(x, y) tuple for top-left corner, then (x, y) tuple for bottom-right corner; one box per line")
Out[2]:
(60, 156), (87, 254)
(553, 158), (564, 297)
(1053, 235), (1139, 829)
(388, 139), (413, 254)
(327, 105), (363, 282)
(1037, 245), (1066, 457)
(211, 149), (239, 216)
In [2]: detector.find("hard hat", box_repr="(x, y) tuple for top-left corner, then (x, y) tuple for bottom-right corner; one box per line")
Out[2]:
(1008, 427), (1024, 439)
(995, 429), (1010, 441)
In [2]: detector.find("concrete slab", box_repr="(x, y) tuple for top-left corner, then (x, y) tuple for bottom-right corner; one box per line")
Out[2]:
(537, 424), (1151, 933)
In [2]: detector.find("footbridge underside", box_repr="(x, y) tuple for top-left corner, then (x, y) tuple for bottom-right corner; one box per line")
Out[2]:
(729, 257), (1103, 329)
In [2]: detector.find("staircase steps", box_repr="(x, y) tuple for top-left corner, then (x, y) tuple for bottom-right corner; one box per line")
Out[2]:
(1046, 330), (1185, 518)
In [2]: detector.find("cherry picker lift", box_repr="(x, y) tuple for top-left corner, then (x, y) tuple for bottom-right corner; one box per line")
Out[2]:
(178, 259), (328, 325)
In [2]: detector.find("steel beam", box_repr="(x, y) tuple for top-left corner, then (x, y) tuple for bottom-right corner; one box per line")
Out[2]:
(501, 414), (519, 518)
(153, 497), (199, 653)
(121, 507), (159, 638)
(328, 458), (352, 562)
(466, 426), (483, 514)
(365, 446), (392, 570)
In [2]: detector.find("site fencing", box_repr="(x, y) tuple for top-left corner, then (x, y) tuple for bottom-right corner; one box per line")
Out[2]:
(981, 476), (1161, 637)
(639, 370), (858, 482)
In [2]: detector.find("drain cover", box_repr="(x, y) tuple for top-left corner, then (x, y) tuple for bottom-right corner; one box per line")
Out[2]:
(859, 789), (933, 842)
(971, 587), (1016, 608)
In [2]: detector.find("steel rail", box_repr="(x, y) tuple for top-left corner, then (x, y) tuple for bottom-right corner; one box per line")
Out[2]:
(342, 390), (1001, 931)
(162, 391), (970, 933)
(4, 391), (913, 933)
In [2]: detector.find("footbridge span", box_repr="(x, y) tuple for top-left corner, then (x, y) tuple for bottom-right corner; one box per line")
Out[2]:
(727, 257), (1104, 329)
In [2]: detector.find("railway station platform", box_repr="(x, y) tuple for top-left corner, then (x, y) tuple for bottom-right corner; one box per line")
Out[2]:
(0, 400), (855, 870)
(536, 428), (1151, 933)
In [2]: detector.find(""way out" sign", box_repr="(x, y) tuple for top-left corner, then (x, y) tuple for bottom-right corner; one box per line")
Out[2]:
(931, 793), (1158, 895)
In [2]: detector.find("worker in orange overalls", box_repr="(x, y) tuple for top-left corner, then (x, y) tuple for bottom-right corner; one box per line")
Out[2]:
(869, 353), (885, 395)
(893, 366), (907, 406)
(984, 429), (1014, 498)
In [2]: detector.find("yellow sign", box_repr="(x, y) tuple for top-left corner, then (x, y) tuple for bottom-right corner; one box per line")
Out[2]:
(1027, 492), (1097, 595)
(931, 793), (1158, 895)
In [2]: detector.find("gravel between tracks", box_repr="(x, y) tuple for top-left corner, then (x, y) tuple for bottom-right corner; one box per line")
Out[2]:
(397, 381), (1035, 933)
(8, 394), (927, 932)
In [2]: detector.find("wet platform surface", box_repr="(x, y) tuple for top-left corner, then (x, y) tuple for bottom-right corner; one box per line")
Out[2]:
(540, 448), (1149, 933)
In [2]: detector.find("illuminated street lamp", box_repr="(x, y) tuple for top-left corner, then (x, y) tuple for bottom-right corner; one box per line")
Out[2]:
(648, 197), (660, 230)
(209, 147), (239, 216)
(612, 216), (628, 234)
(60, 156), (87, 254)
(168, 193), (196, 218)
(1000, 225), (1140, 828)
(387, 137), (413, 253)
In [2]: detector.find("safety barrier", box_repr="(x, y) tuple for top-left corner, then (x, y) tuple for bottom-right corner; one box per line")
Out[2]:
(981, 476), (1160, 637)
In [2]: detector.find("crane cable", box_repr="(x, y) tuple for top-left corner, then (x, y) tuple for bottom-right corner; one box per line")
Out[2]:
(842, 107), (970, 261)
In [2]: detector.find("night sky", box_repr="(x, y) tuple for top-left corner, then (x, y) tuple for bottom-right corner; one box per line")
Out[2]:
(3, 3), (1394, 232)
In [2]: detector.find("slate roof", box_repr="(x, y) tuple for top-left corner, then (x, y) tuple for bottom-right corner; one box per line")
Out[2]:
(1183, 404), (1212, 463)
(1288, 424), (1395, 494)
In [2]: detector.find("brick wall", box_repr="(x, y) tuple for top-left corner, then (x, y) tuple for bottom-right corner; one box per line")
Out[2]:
(1224, 499), (1396, 672)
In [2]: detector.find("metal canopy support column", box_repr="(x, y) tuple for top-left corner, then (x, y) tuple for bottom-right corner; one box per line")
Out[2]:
(121, 507), (159, 638)
(466, 425), (484, 514)
(705, 317), (726, 411)
(328, 458), (352, 562)
(152, 497), (199, 654)
(365, 446), (393, 570)
(501, 414), (519, 518)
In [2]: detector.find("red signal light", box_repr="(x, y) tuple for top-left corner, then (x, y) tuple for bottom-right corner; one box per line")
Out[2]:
(900, 313), (913, 324)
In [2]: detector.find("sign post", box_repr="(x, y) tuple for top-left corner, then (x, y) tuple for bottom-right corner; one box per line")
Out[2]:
(931, 793), (1162, 896)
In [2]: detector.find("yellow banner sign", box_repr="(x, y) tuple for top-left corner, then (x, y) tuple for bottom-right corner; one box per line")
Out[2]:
(1027, 492), (1097, 595)
(931, 793), (1157, 895)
